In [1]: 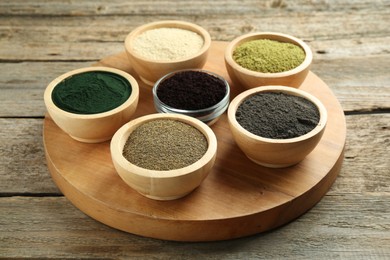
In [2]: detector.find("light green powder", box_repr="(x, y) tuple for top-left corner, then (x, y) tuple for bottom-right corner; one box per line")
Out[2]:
(233, 39), (306, 73)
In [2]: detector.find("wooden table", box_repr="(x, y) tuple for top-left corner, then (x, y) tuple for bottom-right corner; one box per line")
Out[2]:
(1, 1), (389, 258)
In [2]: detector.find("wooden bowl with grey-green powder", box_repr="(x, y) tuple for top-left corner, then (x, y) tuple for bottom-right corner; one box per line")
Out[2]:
(124, 20), (211, 86)
(110, 113), (217, 200)
(224, 32), (313, 89)
(44, 66), (139, 143)
(227, 85), (327, 168)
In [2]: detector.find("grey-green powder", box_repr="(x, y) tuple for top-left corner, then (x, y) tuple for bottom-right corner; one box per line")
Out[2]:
(122, 119), (208, 171)
(233, 39), (306, 73)
(236, 92), (320, 139)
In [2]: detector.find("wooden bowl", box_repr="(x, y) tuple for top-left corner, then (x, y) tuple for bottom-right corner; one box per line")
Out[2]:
(224, 32), (313, 89)
(152, 69), (230, 126)
(227, 86), (327, 168)
(124, 20), (211, 86)
(44, 67), (139, 143)
(110, 113), (218, 200)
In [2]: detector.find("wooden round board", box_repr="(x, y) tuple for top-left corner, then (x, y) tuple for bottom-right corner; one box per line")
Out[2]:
(43, 41), (346, 241)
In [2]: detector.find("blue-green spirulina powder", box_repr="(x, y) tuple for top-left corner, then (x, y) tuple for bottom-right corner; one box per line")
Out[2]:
(52, 71), (132, 114)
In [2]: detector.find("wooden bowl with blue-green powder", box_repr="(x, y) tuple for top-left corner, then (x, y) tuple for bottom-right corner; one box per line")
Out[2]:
(44, 67), (139, 143)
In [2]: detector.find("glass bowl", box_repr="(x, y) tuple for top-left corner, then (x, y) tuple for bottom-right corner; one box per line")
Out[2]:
(152, 69), (230, 126)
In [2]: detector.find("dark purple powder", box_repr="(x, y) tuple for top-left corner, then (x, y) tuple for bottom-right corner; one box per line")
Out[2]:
(235, 92), (320, 139)
(156, 71), (226, 110)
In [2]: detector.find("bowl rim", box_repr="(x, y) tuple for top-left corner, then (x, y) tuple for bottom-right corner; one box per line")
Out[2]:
(152, 69), (230, 114)
(44, 66), (139, 119)
(124, 20), (211, 64)
(227, 85), (327, 143)
(224, 32), (313, 78)
(110, 113), (218, 178)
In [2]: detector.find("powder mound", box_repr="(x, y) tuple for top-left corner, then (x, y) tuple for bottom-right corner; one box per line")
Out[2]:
(233, 39), (306, 73)
(157, 71), (226, 110)
(132, 28), (204, 61)
(122, 119), (208, 171)
(51, 71), (132, 114)
(235, 92), (320, 139)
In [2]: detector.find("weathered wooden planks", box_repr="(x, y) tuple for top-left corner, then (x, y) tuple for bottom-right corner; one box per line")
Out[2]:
(1, 1), (389, 117)
(1, 15), (389, 59)
(0, 0), (386, 16)
(1, 0), (389, 257)
(1, 194), (389, 258)
(1, 59), (389, 116)
(1, 114), (388, 195)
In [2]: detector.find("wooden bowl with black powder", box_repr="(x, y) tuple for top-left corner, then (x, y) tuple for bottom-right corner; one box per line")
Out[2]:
(227, 86), (327, 168)
(110, 113), (217, 200)
(44, 66), (139, 143)
(224, 32), (313, 89)
(152, 69), (230, 125)
(124, 20), (211, 86)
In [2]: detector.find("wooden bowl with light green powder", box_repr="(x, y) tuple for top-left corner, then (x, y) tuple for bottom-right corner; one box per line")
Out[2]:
(44, 66), (139, 143)
(110, 113), (217, 201)
(224, 32), (313, 89)
(125, 20), (211, 86)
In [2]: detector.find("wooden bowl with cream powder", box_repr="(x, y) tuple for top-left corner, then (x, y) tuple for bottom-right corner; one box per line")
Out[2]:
(125, 20), (211, 86)
(110, 113), (217, 200)
(224, 32), (313, 89)
(227, 86), (327, 168)
(44, 67), (139, 143)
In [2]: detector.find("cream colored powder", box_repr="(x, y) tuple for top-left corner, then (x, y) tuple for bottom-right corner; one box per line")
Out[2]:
(132, 27), (204, 61)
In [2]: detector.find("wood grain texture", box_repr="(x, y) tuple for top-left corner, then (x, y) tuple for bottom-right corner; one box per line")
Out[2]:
(1, 0), (389, 258)
(1, 57), (388, 117)
(0, 114), (388, 196)
(1, 195), (389, 258)
(1, 0), (386, 16)
(1, 116), (389, 257)
(1, 12), (389, 116)
(0, 118), (60, 194)
(1, 15), (389, 59)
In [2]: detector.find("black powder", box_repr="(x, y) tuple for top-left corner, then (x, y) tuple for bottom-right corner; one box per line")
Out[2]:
(235, 92), (320, 139)
(156, 71), (226, 110)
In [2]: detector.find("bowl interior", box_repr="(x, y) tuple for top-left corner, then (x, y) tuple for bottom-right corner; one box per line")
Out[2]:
(225, 32), (313, 77)
(125, 20), (211, 63)
(44, 67), (139, 119)
(152, 69), (230, 115)
(228, 86), (327, 143)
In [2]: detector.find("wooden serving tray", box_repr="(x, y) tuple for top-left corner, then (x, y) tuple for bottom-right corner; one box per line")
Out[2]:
(43, 41), (346, 241)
